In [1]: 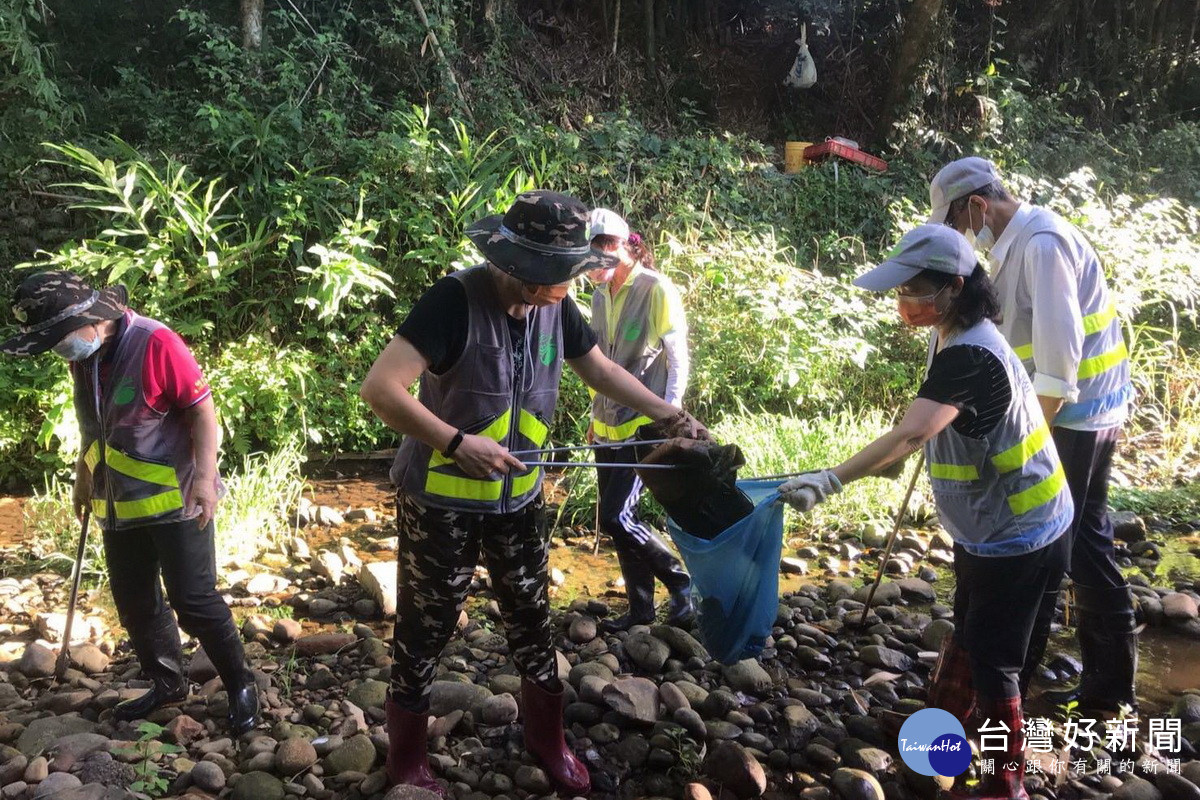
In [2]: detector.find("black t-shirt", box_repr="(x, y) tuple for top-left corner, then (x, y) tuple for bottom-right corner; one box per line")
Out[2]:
(396, 276), (597, 376)
(916, 344), (1012, 439)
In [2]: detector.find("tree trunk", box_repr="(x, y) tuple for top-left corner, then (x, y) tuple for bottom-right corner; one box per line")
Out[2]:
(240, 0), (264, 50)
(644, 0), (656, 71)
(878, 0), (945, 138)
(612, 0), (622, 57)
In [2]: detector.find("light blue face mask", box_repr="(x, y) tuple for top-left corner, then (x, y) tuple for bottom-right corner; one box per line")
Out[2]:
(52, 328), (102, 361)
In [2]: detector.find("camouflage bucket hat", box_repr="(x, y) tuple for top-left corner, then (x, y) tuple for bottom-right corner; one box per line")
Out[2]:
(466, 190), (618, 285)
(1, 270), (128, 357)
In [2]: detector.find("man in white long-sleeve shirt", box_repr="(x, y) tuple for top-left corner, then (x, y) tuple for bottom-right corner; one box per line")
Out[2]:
(585, 209), (695, 632)
(931, 158), (1137, 714)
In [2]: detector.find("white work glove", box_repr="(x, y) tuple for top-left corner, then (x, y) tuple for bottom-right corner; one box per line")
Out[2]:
(779, 469), (843, 512)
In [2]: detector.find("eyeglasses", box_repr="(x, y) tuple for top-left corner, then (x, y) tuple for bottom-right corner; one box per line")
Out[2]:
(895, 284), (949, 302)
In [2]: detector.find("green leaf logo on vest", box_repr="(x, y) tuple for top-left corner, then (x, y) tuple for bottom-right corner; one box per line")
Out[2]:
(538, 333), (556, 366)
(622, 320), (643, 342)
(113, 376), (137, 406)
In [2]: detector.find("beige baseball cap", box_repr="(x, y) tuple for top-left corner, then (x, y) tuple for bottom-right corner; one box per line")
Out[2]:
(928, 157), (1001, 224)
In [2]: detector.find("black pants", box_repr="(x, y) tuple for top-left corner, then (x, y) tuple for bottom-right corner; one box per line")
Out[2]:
(103, 518), (238, 647)
(389, 492), (557, 711)
(595, 444), (690, 613)
(953, 533), (1070, 699)
(1052, 426), (1128, 592)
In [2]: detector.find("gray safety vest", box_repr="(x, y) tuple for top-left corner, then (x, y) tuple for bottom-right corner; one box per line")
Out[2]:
(392, 265), (563, 513)
(590, 268), (670, 442)
(923, 320), (1073, 556)
(991, 205), (1133, 426)
(74, 313), (199, 532)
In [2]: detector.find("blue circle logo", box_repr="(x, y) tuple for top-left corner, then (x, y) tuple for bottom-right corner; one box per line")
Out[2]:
(897, 708), (970, 777)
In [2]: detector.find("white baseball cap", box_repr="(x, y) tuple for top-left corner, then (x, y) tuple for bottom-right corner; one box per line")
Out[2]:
(928, 157), (1001, 224)
(590, 208), (630, 241)
(853, 224), (978, 291)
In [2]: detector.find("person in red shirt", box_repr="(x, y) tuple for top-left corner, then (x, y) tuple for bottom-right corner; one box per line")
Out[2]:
(2, 271), (259, 736)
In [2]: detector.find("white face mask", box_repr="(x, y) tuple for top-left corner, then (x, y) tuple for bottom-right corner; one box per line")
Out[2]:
(52, 327), (102, 361)
(965, 203), (996, 252)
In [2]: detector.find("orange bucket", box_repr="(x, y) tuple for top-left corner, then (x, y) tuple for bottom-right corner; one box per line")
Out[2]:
(784, 141), (813, 173)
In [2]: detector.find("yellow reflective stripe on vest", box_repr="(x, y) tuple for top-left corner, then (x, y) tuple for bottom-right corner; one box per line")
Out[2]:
(1007, 464), (1067, 516)
(518, 410), (549, 448)
(1013, 343), (1034, 361)
(1082, 303), (1117, 336)
(425, 470), (503, 501)
(929, 463), (980, 481)
(102, 447), (180, 488)
(593, 415), (653, 441)
(92, 489), (185, 521)
(1077, 340), (1128, 381)
(84, 441), (100, 473)
(991, 424), (1050, 474)
(429, 411), (512, 469)
(510, 468), (541, 498)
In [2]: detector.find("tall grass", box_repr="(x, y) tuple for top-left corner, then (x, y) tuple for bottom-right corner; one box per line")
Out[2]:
(9, 438), (307, 583)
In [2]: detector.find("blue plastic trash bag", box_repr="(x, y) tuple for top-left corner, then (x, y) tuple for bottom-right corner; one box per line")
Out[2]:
(666, 480), (784, 664)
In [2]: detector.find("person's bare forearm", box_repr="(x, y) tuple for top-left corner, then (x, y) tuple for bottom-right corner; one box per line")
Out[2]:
(363, 383), (458, 453)
(832, 428), (923, 486)
(187, 397), (220, 483)
(1037, 394), (1064, 427)
(572, 351), (677, 420)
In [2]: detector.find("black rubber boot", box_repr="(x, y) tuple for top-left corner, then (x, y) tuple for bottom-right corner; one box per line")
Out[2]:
(642, 535), (695, 629)
(1018, 588), (1062, 700)
(600, 544), (656, 633)
(1042, 584), (1138, 713)
(113, 615), (188, 722)
(202, 625), (260, 736)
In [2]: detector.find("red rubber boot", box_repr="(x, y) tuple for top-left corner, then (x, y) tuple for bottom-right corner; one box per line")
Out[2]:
(927, 636), (977, 723)
(385, 700), (445, 796)
(521, 678), (591, 796)
(945, 695), (1029, 800)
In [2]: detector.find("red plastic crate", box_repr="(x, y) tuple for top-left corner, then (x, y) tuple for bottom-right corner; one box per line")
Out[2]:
(803, 140), (888, 172)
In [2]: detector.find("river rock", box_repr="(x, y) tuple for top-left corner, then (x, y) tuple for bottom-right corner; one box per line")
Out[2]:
(1112, 775), (1162, 800)
(1154, 772), (1200, 800)
(896, 578), (936, 602)
(831, 767), (885, 800)
(514, 764), (552, 794)
(325, 734), (376, 774)
(359, 562), (397, 616)
(295, 632), (356, 656)
(659, 681), (691, 713)
(1164, 593), (1199, 621)
(191, 760), (227, 792)
(17, 716), (97, 757)
(312, 551), (344, 584)
(47, 733), (108, 772)
(188, 645), (218, 682)
(702, 741), (766, 798)
(164, 714), (206, 746)
(1174, 694), (1200, 724)
(481, 692), (519, 725)
(382, 787), (444, 800)
(922, 619), (954, 651)
(651, 625), (709, 660)
(276, 737), (318, 774)
(232, 771), (285, 800)
(723, 659), (773, 694)
(603, 677), (660, 724)
(68, 643), (110, 674)
(16, 642), (56, 678)
(31, 772), (82, 798)
(859, 645), (913, 672)
(569, 616), (598, 643)
(348, 679), (388, 709)
(1111, 511), (1146, 542)
(272, 618), (302, 642)
(626, 631), (670, 673)
(428, 681), (492, 716)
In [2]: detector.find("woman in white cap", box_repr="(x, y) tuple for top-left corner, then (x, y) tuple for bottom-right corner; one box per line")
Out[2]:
(779, 224), (1073, 800)
(586, 208), (695, 632)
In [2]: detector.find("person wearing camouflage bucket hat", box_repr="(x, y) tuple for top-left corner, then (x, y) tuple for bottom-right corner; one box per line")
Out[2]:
(2, 270), (261, 737)
(360, 189), (709, 796)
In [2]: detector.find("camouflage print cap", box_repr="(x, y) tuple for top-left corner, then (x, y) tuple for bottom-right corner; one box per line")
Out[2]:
(1, 270), (128, 357)
(466, 190), (619, 285)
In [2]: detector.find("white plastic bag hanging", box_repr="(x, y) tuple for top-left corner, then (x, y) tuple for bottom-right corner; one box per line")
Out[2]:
(784, 24), (817, 89)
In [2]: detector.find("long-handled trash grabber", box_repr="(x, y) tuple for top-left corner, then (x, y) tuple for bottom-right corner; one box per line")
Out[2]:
(518, 461), (682, 469)
(858, 454), (926, 628)
(54, 509), (92, 681)
(510, 439), (673, 457)
(592, 503), (603, 556)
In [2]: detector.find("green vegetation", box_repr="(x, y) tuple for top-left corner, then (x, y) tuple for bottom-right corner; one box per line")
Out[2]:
(2, 1), (1198, 549)
(111, 722), (184, 798)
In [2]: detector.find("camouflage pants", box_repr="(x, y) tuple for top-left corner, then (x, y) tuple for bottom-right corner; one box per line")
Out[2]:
(389, 491), (557, 710)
